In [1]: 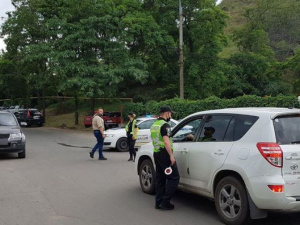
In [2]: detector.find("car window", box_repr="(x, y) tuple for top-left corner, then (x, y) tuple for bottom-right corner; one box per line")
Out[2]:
(198, 115), (232, 142)
(223, 117), (235, 141)
(103, 112), (110, 117)
(170, 121), (176, 128)
(233, 115), (258, 141)
(0, 113), (18, 126)
(138, 119), (156, 130)
(110, 112), (121, 117)
(273, 114), (300, 145)
(173, 118), (203, 142)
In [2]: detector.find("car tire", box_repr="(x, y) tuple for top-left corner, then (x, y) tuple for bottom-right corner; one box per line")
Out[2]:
(139, 159), (155, 194)
(215, 176), (250, 225)
(38, 123), (43, 127)
(85, 125), (91, 128)
(18, 148), (26, 158)
(116, 138), (129, 152)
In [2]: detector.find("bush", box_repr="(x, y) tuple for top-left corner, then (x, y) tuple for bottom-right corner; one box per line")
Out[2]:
(123, 95), (299, 120)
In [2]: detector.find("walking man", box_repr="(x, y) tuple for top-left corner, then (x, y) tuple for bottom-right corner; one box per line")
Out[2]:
(150, 105), (179, 210)
(89, 108), (107, 160)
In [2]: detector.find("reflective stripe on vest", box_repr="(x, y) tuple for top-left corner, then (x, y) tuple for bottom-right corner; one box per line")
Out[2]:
(150, 119), (173, 153)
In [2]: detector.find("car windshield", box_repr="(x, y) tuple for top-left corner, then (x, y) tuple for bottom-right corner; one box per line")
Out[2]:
(273, 114), (300, 144)
(0, 113), (18, 126)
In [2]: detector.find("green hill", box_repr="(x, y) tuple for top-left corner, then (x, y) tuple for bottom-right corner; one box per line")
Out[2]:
(218, 0), (300, 60)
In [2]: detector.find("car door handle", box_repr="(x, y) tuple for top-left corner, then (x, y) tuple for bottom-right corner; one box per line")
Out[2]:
(181, 149), (189, 154)
(214, 150), (225, 156)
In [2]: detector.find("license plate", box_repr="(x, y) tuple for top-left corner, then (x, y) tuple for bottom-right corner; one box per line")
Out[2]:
(107, 120), (112, 122)
(33, 116), (40, 119)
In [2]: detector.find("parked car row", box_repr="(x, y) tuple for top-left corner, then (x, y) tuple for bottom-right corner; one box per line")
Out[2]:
(0, 106), (44, 127)
(14, 109), (45, 127)
(135, 107), (300, 225)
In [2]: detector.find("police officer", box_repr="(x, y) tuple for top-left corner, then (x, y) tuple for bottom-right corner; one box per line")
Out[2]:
(125, 112), (139, 162)
(150, 105), (180, 210)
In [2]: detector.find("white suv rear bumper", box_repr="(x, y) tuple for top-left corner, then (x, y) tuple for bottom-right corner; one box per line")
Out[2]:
(246, 176), (300, 212)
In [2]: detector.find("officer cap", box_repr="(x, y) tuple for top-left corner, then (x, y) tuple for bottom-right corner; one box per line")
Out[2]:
(159, 105), (175, 114)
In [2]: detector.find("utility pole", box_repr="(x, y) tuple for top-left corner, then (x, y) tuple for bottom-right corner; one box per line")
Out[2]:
(179, 0), (184, 99)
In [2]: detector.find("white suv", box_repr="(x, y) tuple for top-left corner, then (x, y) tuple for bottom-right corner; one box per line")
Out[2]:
(135, 108), (300, 225)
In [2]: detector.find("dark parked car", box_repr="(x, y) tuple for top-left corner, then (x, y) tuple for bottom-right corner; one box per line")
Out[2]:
(0, 111), (26, 158)
(15, 109), (45, 127)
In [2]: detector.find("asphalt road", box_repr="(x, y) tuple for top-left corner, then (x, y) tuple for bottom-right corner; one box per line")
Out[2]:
(0, 127), (299, 225)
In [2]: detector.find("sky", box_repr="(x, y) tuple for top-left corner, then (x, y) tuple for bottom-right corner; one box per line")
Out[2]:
(0, 0), (14, 51)
(0, 0), (223, 51)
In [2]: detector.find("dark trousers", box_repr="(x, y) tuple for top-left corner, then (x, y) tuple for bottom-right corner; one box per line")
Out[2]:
(127, 135), (136, 159)
(92, 130), (104, 158)
(154, 150), (180, 206)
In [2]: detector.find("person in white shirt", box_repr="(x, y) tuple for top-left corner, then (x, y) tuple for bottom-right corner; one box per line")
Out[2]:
(89, 108), (107, 160)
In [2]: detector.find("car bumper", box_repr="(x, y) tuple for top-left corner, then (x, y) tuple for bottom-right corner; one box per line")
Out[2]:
(0, 142), (25, 154)
(246, 176), (300, 212)
(103, 138), (117, 149)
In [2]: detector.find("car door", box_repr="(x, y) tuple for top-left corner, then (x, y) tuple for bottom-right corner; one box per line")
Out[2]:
(188, 114), (234, 192)
(136, 119), (156, 143)
(172, 116), (204, 185)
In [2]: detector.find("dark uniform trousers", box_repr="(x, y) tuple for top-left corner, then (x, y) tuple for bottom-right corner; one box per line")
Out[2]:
(127, 135), (136, 159)
(154, 149), (180, 206)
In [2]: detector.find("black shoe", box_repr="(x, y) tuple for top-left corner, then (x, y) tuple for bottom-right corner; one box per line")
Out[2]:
(128, 158), (133, 161)
(99, 157), (107, 160)
(159, 203), (175, 210)
(89, 151), (94, 158)
(155, 203), (161, 209)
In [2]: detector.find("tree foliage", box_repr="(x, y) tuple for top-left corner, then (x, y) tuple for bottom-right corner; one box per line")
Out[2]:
(0, 0), (299, 124)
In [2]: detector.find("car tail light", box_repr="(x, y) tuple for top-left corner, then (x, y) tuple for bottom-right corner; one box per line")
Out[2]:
(257, 143), (283, 168)
(27, 110), (31, 117)
(268, 185), (284, 193)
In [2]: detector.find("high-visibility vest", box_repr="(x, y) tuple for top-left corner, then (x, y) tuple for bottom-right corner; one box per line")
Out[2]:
(150, 119), (173, 153)
(125, 119), (139, 139)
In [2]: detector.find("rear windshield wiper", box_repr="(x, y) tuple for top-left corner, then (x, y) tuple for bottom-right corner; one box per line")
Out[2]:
(291, 141), (300, 144)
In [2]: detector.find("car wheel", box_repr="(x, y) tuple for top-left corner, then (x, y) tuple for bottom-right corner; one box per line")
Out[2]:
(139, 159), (155, 194)
(215, 176), (249, 225)
(18, 148), (26, 158)
(116, 138), (129, 152)
(84, 125), (91, 128)
(38, 123), (43, 127)
(27, 123), (32, 127)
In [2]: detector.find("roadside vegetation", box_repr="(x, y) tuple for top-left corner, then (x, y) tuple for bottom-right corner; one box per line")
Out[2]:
(0, 0), (299, 126)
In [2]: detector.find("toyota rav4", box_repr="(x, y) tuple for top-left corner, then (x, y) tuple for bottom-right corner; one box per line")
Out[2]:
(135, 108), (300, 225)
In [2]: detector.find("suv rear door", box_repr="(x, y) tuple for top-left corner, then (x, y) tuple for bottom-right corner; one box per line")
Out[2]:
(273, 114), (300, 197)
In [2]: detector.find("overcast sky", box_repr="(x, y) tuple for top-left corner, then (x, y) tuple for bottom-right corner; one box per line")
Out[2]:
(0, 0), (14, 51)
(1, 0), (223, 51)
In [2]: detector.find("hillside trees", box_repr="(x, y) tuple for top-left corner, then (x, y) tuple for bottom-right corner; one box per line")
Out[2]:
(221, 0), (299, 98)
